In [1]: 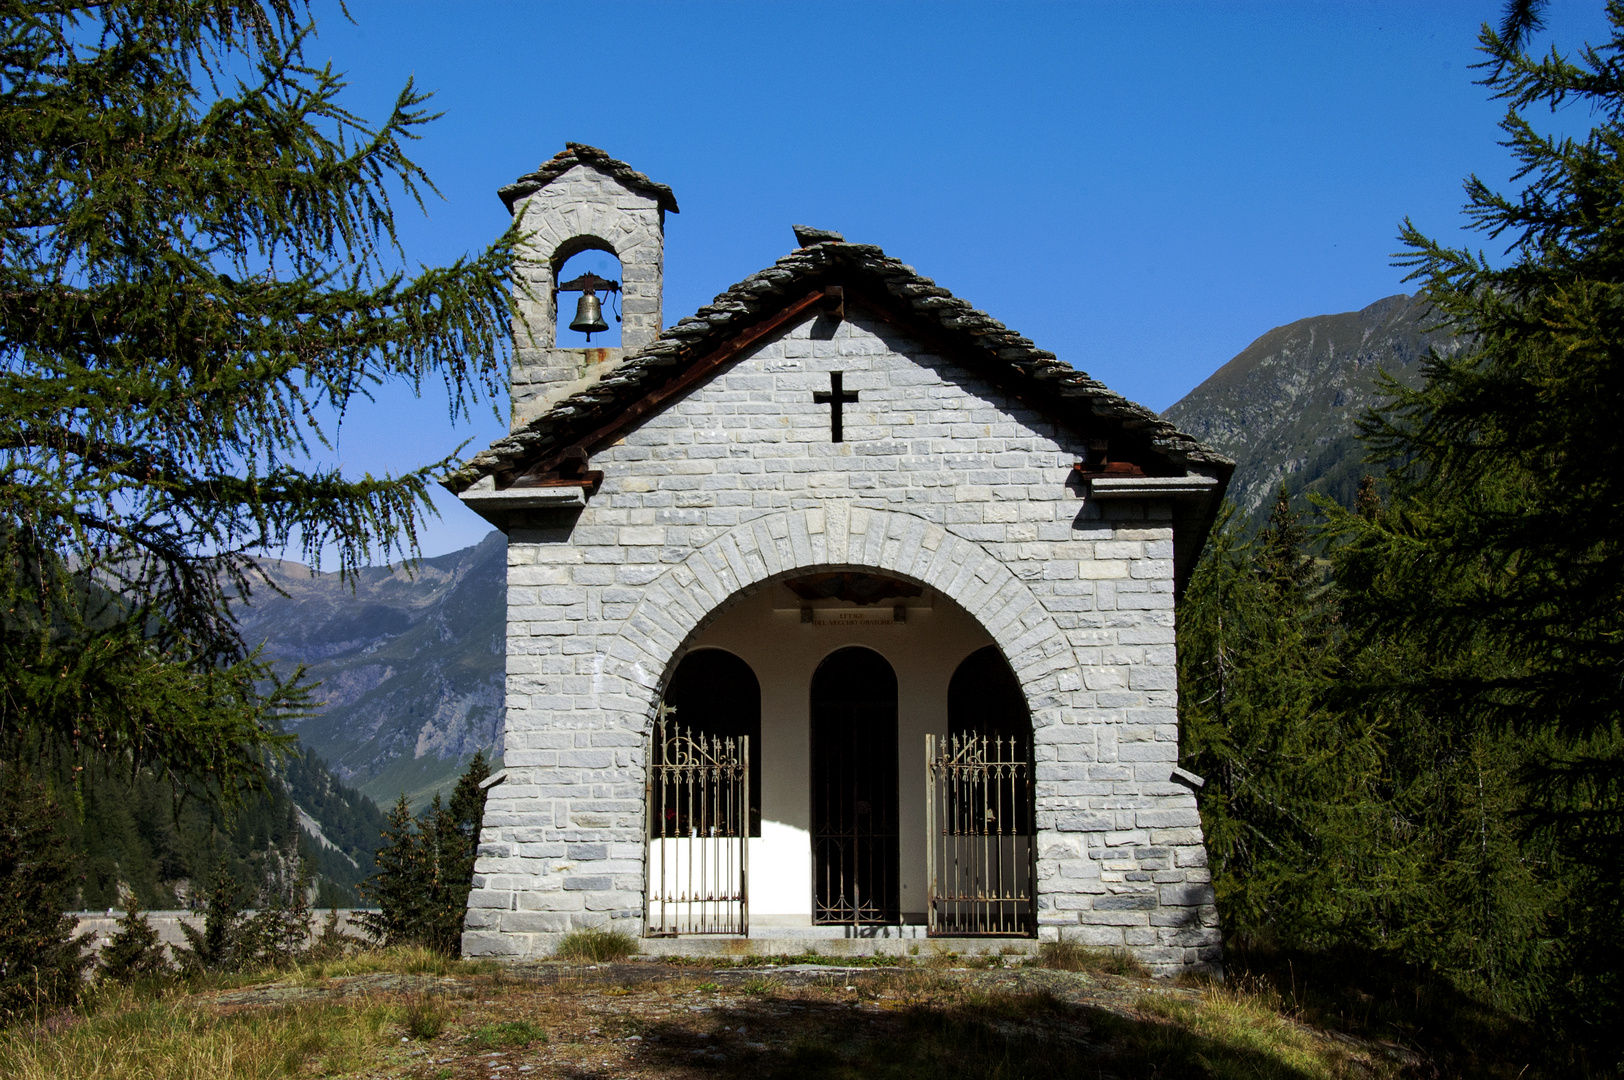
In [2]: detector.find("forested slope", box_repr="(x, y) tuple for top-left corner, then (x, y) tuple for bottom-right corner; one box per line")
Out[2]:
(63, 747), (388, 910)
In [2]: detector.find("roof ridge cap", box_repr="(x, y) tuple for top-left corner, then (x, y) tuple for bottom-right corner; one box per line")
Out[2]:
(498, 143), (679, 214)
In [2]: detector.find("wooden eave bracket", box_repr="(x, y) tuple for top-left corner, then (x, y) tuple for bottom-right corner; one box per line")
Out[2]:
(1073, 460), (1148, 479)
(458, 451), (598, 524)
(819, 285), (845, 320)
(502, 445), (602, 495)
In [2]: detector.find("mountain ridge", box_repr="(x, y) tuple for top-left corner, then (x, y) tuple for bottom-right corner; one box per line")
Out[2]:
(1163, 292), (1464, 521)
(235, 531), (507, 808)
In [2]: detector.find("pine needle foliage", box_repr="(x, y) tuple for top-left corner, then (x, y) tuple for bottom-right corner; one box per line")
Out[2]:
(173, 864), (250, 973)
(354, 793), (423, 949)
(96, 896), (173, 984)
(1184, 1), (1624, 1054)
(358, 752), (490, 956)
(1185, 487), (1569, 1015)
(1322, 0), (1624, 1047)
(0, 766), (93, 1018)
(0, 1), (515, 802)
(1177, 499), (1391, 944)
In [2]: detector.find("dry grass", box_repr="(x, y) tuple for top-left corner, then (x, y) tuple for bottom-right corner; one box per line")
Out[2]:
(552, 927), (640, 963)
(0, 946), (1568, 1080)
(1034, 937), (1152, 977)
(1129, 975), (1376, 1080)
(467, 1019), (546, 1049)
(0, 996), (401, 1080)
(288, 944), (495, 983)
(400, 993), (450, 1041)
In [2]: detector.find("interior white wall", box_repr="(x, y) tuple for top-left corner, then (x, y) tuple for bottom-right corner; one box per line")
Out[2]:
(678, 582), (998, 923)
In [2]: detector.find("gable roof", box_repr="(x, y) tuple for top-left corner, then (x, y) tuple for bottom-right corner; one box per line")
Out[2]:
(444, 238), (1231, 494)
(498, 143), (679, 215)
(444, 236), (1233, 592)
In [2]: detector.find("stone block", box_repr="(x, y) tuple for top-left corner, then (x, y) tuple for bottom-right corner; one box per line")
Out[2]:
(1076, 909), (1150, 927)
(1094, 893), (1158, 912)
(1077, 560), (1129, 580)
(1159, 882), (1217, 907)
(561, 875), (614, 892)
(497, 910), (576, 934)
(1135, 808), (1201, 829)
(1061, 925), (1125, 948)
(460, 931), (520, 958)
(1054, 811), (1113, 832)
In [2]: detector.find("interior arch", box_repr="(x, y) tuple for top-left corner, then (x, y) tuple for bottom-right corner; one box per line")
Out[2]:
(947, 644), (1035, 838)
(662, 647), (762, 836)
(810, 646), (900, 924)
(611, 507), (1075, 742)
(948, 645), (1032, 742)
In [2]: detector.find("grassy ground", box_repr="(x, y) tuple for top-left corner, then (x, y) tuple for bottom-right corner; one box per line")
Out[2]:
(0, 945), (1565, 1080)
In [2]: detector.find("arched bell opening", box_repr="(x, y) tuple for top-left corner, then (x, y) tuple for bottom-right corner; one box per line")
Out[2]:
(553, 243), (622, 348)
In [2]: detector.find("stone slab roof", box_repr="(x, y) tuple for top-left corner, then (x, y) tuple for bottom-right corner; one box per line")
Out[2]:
(498, 143), (680, 215)
(443, 237), (1232, 495)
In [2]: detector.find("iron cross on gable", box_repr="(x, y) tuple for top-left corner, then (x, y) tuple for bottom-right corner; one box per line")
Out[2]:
(813, 371), (859, 443)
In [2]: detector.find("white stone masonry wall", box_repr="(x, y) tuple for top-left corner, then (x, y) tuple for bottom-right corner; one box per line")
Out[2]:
(465, 312), (1221, 972)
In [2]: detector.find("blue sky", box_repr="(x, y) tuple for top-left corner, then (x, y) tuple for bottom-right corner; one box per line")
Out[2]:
(300, 1), (1612, 558)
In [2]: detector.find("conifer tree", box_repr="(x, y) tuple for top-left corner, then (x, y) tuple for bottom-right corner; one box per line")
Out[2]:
(1177, 501), (1382, 943)
(174, 864), (250, 973)
(355, 793), (428, 948)
(1327, 0), (1624, 1044)
(0, 0), (514, 800)
(0, 769), (93, 1016)
(358, 753), (490, 955)
(97, 895), (172, 984)
(1257, 485), (1317, 601)
(427, 751), (490, 955)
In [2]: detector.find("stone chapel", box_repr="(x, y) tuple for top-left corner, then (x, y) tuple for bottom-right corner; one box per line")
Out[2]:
(443, 144), (1233, 973)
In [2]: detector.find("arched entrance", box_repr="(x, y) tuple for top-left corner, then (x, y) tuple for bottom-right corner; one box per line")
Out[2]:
(640, 562), (1029, 935)
(606, 504), (1076, 939)
(811, 647), (900, 925)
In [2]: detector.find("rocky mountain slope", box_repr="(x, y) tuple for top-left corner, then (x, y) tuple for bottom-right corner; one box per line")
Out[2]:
(236, 530), (507, 808)
(1162, 292), (1465, 523)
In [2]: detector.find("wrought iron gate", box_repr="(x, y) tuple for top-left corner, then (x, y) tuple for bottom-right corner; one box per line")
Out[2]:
(926, 733), (1036, 935)
(644, 708), (749, 936)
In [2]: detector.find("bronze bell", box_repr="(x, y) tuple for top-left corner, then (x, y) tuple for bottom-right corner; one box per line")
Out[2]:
(569, 290), (608, 337)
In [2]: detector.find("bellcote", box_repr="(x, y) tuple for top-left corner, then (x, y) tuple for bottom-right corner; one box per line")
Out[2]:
(501, 144), (677, 429)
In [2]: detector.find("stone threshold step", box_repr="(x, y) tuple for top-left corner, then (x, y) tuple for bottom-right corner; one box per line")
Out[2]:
(637, 934), (1039, 958)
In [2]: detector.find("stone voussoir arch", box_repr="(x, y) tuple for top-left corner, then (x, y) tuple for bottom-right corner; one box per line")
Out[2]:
(604, 503), (1078, 738)
(549, 232), (621, 272)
